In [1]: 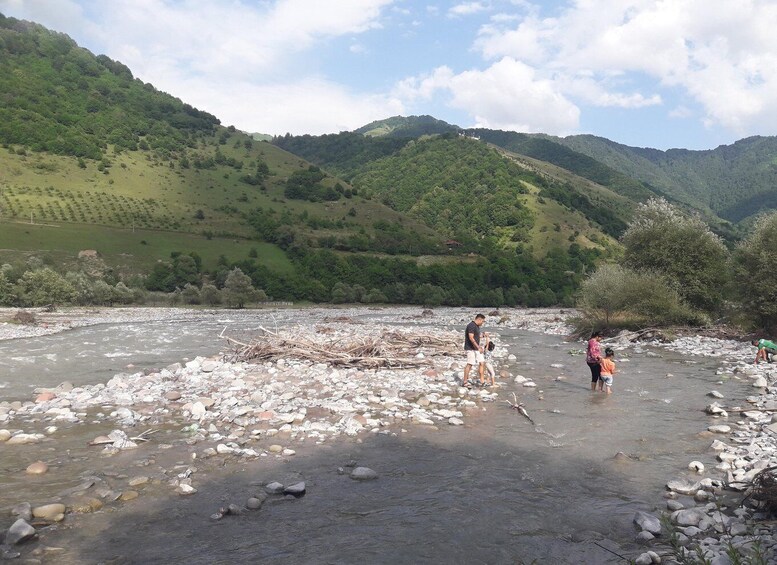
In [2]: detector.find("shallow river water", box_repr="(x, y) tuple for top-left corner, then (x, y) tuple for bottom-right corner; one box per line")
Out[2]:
(0, 310), (748, 564)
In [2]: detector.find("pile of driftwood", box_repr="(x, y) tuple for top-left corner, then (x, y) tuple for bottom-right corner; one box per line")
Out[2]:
(221, 327), (458, 369)
(743, 466), (777, 515)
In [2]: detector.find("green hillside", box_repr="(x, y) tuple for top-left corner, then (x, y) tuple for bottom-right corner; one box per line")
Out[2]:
(349, 135), (622, 251)
(355, 115), (459, 138)
(0, 13), (616, 307)
(465, 128), (663, 203)
(0, 13), (452, 271)
(549, 134), (777, 224)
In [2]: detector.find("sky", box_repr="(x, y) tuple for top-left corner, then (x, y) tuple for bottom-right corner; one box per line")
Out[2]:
(2, 0), (777, 150)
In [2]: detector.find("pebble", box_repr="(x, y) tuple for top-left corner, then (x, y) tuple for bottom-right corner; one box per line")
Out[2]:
(177, 484), (197, 495)
(32, 503), (66, 521)
(246, 496), (265, 509)
(707, 424), (731, 433)
(264, 482), (285, 494)
(268, 445), (283, 453)
(5, 519), (36, 545)
(350, 467), (378, 481)
(633, 511), (661, 535)
(128, 476), (150, 487)
(119, 490), (139, 501)
(688, 461), (705, 473)
(11, 502), (32, 522)
(283, 482), (306, 496)
(26, 461), (49, 475)
(282, 448), (296, 456)
(0, 429), (11, 441)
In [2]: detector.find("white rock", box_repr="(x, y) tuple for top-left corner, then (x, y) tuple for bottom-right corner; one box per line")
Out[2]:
(707, 425), (731, 434)
(177, 484), (197, 495)
(448, 417), (464, 426)
(753, 376), (767, 388)
(688, 461), (705, 473)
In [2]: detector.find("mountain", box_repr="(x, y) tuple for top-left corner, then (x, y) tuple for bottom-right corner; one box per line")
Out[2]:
(0, 14), (447, 273)
(0, 14), (606, 307)
(545, 134), (777, 225)
(354, 115), (459, 138)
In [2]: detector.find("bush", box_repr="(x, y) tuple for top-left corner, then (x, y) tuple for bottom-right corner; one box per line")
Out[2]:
(15, 268), (76, 306)
(181, 283), (201, 304)
(732, 212), (777, 331)
(200, 283), (221, 305)
(577, 264), (706, 329)
(622, 198), (729, 312)
(223, 267), (256, 308)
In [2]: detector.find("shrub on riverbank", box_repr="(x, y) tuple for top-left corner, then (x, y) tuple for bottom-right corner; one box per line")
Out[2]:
(576, 264), (706, 331)
(732, 212), (777, 332)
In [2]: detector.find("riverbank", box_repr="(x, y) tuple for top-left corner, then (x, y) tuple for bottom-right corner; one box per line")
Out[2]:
(2, 306), (776, 563)
(607, 330), (777, 563)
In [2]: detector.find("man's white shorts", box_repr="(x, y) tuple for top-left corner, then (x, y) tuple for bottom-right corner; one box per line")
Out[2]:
(466, 350), (484, 365)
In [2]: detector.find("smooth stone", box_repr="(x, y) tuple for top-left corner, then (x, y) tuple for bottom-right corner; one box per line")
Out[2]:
(26, 461), (49, 475)
(633, 511), (661, 535)
(350, 467), (378, 481)
(119, 490), (139, 501)
(694, 490), (711, 502)
(710, 556), (733, 565)
(268, 445), (283, 453)
(673, 509), (703, 527)
(448, 417), (464, 426)
(191, 401), (207, 417)
(5, 519), (36, 545)
(667, 479), (700, 495)
(11, 502), (32, 522)
(282, 448), (296, 456)
(32, 503), (66, 520)
(177, 484), (197, 495)
(708, 391), (724, 399)
(201, 360), (219, 372)
(635, 531), (655, 543)
(128, 476), (149, 487)
(688, 461), (705, 473)
(634, 553), (652, 565)
(216, 444), (234, 454)
(283, 482), (306, 496)
(69, 497), (103, 513)
(0, 429), (11, 441)
(246, 497), (265, 509)
(666, 500), (684, 511)
(164, 391), (182, 401)
(264, 482), (285, 494)
(707, 425), (731, 434)
(753, 376), (767, 388)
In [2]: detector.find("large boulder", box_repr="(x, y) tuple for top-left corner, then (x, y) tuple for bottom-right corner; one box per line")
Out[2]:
(633, 511), (661, 535)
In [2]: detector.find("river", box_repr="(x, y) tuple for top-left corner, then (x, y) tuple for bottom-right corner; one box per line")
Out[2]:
(0, 308), (744, 564)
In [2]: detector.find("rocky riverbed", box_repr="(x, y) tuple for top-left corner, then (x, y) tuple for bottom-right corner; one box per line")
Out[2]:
(0, 306), (570, 561)
(2, 306), (776, 563)
(608, 332), (777, 564)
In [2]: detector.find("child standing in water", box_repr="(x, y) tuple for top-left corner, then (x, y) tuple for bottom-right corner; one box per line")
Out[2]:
(482, 336), (496, 386)
(599, 348), (616, 394)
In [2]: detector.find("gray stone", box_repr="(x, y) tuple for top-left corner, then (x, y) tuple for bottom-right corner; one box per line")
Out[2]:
(11, 502), (32, 522)
(246, 496), (265, 510)
(283, 482), (306, 496)
(708, 391), (724, 399)
(5, 519), (36, 545)
(666, 500), (684, 511)
(350, 467), (378, 481)
(682, 526), (702, 537)
(634, 553), (652, 565)
(710, 555), (733, 565)
(636, 531), (655, 543)
(673, 509), (703, 527)
(264, 481), (285, 494)
(667, 479), (700, 495)
(634, 511), (661, 535)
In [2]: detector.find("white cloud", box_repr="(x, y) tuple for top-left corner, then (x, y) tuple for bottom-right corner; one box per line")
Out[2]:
(471, 0), (777, 136)
(397, 58), (579, 134)
(448, 2), (489, 17)
(183, 77), (405, 135)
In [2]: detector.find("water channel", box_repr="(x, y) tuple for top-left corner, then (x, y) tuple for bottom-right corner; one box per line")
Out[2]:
(0, 309), (746, 564)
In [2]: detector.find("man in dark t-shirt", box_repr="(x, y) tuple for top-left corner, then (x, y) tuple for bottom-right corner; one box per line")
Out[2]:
(463, 313), (486, 388)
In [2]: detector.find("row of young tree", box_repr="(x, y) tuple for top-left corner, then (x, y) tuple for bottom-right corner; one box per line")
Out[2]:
(578, 199), (777, 331)
(0, 233), (601, 310)
(0, 258), (265, 310)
